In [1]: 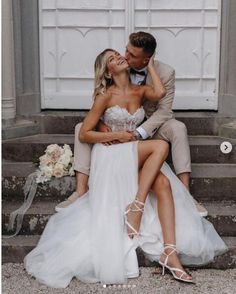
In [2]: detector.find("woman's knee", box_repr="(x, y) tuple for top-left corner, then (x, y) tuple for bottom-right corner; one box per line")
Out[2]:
(154, 140), (169, 156)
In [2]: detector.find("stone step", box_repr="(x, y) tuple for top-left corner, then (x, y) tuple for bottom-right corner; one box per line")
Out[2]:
(2, 201), (236, 237)
(2, 118), (40, 140)
(3, 134), (236, 164)
(2, 161), (236, 202)
(219, 120), (236, 139)
(2, 235), (235, 269)
(31, 110), (224, 136)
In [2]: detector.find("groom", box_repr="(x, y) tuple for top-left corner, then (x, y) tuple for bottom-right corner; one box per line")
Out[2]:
(57, 31), (207, 217)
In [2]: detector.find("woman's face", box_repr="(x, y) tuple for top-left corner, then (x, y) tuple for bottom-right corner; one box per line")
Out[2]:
(105, 50), (129, 75)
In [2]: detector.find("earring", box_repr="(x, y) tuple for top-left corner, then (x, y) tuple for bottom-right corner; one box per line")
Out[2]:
(106, 74), (113, 85)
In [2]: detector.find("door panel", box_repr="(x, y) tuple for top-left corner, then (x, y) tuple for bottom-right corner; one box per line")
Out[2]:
(39, 0), (221, 109)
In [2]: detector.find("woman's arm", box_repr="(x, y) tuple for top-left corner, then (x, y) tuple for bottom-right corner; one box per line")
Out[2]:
(79, 94), (133, 144)
(142, 55), (166, 101)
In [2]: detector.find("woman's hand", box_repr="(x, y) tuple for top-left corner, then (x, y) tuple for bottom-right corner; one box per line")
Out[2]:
(147, 53), (155, 71)
(143, 53), (166, 101)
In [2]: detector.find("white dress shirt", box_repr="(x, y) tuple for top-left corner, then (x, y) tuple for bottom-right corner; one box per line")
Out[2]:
(129, 67), (149, 139)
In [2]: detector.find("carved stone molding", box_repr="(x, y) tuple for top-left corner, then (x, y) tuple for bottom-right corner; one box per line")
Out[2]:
(2, 0), (16, 122)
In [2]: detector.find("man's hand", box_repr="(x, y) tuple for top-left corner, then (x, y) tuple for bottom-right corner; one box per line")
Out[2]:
(103, 131), (136, 146)
(97, 120), (136, 145)
(118, 131), (136, 143)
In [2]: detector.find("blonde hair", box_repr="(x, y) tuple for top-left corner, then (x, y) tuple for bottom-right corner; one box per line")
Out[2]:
(93, 48), (116, 99)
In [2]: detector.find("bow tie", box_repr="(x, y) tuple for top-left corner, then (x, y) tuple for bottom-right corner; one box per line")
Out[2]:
(130, 68), (146, 76)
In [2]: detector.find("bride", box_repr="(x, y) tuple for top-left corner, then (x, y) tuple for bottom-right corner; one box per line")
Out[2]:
(24, 49), (227, 288)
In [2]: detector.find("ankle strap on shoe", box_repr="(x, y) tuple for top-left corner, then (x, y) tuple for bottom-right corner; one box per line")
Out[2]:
(134, 198), (145, 206)
(164, 243), (176, 248)
(163, 244), (177, 255)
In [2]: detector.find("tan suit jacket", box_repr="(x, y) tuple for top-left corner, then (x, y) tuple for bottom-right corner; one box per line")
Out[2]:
(141, 60), (175, 137)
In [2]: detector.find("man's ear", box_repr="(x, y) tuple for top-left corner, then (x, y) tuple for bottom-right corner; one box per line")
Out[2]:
(143, 57), (150, 65)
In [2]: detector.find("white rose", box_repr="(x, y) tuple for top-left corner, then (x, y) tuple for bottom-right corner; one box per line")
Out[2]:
(53, 163), (65, 178)
(46, 144), (62, 154)
(64, 148), (72, 158)
(63, 144), (71, 150)
(40, 165), (54, 178)
(46, 144), (63, 162)
(58, 153), (71, 166)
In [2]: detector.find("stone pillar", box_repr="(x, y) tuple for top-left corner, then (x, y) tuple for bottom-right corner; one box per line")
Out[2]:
(218, 0), (236, 117)
(2, 0), (16, 125)
(12, 0), (41, 115)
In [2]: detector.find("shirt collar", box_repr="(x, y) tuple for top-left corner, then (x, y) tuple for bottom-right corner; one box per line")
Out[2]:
(132, 66), (148, 74)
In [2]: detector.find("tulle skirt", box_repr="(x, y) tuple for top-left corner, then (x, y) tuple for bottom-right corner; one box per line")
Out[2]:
(24, 142), (227, 288)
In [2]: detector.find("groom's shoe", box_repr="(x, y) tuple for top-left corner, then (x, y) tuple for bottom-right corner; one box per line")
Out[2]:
(55, 192), (79, 212)
(194, 199), (208, 217)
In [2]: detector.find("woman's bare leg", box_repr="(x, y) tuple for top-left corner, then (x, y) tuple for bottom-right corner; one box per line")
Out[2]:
(125, 139), (169, 236)
(136, 140), (169, 201)
(151, 173), (192, 280)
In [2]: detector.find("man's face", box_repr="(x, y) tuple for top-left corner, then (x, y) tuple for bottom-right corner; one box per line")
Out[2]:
(125, 42), (150, 70)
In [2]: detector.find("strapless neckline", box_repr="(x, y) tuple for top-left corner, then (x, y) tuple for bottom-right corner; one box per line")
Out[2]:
(102, 104), (145, 132)
(105, 105), (144, 116)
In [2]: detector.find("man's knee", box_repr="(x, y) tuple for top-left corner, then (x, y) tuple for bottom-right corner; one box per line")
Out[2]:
(75, 122), (83, 135)
(169, 120), (188, 139)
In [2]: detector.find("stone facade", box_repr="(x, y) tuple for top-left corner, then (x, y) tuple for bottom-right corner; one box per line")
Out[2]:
(2, 0), (236, 135)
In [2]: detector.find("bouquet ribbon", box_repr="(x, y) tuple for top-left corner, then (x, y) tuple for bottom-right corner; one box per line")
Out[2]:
(3, 171), (38, 238)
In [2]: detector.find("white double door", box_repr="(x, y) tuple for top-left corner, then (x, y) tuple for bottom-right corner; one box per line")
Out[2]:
(39, 0), (221, 110)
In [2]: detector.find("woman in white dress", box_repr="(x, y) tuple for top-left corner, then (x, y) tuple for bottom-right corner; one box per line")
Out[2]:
(24, 49), (227, 288)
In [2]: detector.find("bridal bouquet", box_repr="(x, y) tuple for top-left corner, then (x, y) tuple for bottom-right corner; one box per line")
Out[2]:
(36, 144), (75, 183)
(4, 144), (75, 238)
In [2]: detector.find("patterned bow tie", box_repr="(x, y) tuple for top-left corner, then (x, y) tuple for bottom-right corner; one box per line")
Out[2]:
(130, 68), (146, 76)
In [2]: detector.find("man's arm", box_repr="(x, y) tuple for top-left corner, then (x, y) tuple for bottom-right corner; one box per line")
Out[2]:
(137, 68), (175, 138)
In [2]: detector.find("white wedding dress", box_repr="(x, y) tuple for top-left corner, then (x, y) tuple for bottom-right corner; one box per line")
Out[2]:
(24, 105), (227, 288)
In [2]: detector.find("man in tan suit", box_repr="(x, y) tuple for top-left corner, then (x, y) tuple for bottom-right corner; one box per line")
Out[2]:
(56, 32), (207, 216)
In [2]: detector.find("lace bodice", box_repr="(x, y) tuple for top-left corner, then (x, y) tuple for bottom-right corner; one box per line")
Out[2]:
(102, 105), (145, 132)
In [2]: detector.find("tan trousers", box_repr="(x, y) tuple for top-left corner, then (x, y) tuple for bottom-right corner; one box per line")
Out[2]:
(74, 119), (191, 176)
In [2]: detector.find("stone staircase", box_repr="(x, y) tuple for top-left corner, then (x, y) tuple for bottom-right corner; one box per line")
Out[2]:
(2, 111), (236, 268)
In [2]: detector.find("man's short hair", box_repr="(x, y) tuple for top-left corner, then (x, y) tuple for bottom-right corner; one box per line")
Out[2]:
(129, 31), (157, 56)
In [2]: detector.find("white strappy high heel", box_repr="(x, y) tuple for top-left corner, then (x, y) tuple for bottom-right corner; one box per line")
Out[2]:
(158, 244), (195, 284)
(124, 198), (145, 238)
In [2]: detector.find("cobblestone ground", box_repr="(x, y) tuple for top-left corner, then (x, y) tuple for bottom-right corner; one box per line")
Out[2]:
(2, 264), (236, 294)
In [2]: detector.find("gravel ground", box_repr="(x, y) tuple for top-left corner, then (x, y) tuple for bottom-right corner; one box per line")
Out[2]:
(2, 264), (236, 294)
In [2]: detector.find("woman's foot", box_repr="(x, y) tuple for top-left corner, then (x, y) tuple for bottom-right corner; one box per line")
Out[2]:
(124, 198), (145, 238)
(159, 244), (194, 283)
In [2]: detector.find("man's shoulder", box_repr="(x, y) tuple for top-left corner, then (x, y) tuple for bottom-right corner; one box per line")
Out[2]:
(154, 60), (175, 78)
